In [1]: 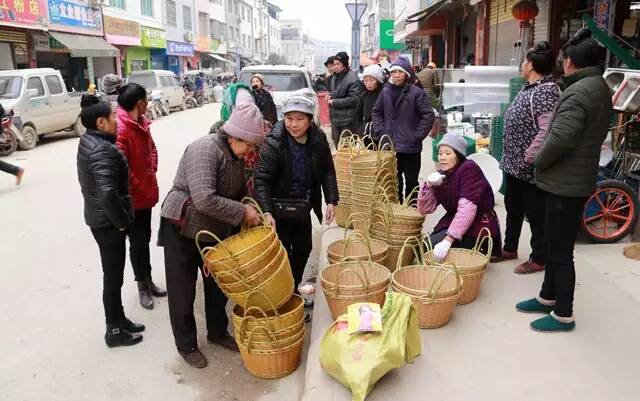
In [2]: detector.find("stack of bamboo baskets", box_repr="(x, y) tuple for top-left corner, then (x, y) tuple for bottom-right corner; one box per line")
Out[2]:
(197, 199), (304, 379)
(333, 132), (355, 228)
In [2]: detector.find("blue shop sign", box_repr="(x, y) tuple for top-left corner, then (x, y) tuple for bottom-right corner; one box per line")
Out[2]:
(48, 0), (103, 31)
(166, 41), (194, 57)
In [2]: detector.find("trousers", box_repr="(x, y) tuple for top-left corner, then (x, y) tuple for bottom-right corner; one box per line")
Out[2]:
(0, 160), (21, 176)
(128, 208), (152, 282)
(91, 226), (126, 325)
(276, 214), (313, 292)
(396, 153), (421, 203)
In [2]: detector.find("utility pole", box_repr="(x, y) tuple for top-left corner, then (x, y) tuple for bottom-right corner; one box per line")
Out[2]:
(345, 0), (367, 71)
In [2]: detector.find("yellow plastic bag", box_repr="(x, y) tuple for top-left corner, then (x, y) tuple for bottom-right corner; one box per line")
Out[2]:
(319, 292), (422, 401)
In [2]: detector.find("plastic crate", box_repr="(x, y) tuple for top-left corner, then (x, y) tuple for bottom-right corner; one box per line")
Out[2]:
(509, 77), (526, 103)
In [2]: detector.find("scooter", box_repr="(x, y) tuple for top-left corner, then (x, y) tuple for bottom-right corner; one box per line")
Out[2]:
(184, 90), (198, 109)
(0, 111), (19, 157)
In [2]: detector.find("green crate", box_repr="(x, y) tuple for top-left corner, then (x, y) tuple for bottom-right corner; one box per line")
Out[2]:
(432, 133), (477, 162)
(489, 116), (504, 161)
(509, 77), (526, 103)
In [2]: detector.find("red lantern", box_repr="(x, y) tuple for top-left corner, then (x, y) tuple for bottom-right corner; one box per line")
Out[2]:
(512, 0), (539, 21)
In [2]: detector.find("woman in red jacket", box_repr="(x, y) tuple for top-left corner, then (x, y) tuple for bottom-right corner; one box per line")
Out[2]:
(116, 83), (166, 309)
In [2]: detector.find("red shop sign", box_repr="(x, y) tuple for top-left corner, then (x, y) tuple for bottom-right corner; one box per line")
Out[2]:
(0, 0), (47, 26)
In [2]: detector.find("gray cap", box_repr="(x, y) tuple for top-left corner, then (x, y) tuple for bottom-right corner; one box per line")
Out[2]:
(438, 134), (467, 157)
(101, 74), (124, 95)
(282, 94), (315, 116)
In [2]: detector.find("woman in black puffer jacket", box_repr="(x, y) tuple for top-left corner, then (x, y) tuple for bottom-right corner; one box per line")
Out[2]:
(254, 94), (339, 310)
(76, 94), (144, 348)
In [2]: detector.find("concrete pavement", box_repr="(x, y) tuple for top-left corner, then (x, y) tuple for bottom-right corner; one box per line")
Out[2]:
(0, 103), (307, 401)
(301, 138), (640, 401)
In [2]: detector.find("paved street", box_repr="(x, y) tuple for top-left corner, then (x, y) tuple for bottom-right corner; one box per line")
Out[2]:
(0, 103), (307, 401)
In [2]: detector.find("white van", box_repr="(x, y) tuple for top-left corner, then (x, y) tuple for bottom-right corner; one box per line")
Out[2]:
(127, 70), (186, 112)
(0, 68), (82, 150)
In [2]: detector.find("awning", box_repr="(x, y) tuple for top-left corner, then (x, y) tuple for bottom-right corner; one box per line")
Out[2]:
(208, 53), (234, 64)
(406, 0), (450, 23)
(49, 32), (119, 58)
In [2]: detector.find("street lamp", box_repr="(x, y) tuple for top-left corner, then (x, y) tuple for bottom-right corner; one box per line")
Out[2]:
(345, 0), (367, 71)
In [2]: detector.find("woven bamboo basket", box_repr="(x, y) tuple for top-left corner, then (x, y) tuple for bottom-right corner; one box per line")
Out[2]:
(238, 325), (304, 379)
(214, 238), (281, 285)
(218, 245), (287, 293)
(214, 253), (294, 311)
(335, 203), (352, 228)
(236, 320), (305, 351)
(456, 266), (487, 305)
(423, 228), (493, 274)
(320, 259), (391, 320)
(234, 317), (304, 343)
(327, 232), (389, 266)
(232, 292), (305, 333)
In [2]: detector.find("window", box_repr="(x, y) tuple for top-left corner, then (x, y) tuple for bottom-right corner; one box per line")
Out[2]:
(161, 76), (174, 88)
(0, 76), (23, 99)
(128, 73), (159, 90)
(183, 6), (192, 30)
(27, 77), (45, 97)
(210, 19), (216, 39)
(45, 75), (63, 95)
(141, 0), (153, 16)
(238, 71), (309, 91)
(166, 0), (176, 27)
(198, 12), (209, 37)
(110, 0), (125, 9)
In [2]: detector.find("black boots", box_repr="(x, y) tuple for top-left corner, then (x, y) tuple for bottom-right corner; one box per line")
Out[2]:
(137, 278), (167, 310)
(105, 322), (143, 348)
(122, 317), (145, 333)
(137, 281), (154, 310)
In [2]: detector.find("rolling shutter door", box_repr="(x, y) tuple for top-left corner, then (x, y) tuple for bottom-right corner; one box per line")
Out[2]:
(533, 0), (551, 42)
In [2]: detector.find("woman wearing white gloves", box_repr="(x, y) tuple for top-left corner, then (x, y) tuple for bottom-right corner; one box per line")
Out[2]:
(417, 134), (503, 262)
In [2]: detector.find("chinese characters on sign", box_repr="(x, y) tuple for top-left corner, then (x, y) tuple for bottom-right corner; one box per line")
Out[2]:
(0, 0), (46, 26)
(140, 26), (166, 48)
(48, 0), (102, 31)
(593, 0), (610, 29)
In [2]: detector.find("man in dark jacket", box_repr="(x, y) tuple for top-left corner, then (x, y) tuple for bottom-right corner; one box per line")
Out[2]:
(326, 51), (362, 147)
(517, 29), (612, 333)
(76, 95), (144, 348)
(372, 56), (434, 201)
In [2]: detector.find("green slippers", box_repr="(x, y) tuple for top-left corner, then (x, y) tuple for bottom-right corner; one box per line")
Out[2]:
(515, 298), (554, 314)
(530, 315), (576, 332)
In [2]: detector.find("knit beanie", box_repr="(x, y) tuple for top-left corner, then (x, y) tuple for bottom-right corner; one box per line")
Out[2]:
(438, 134), (467, 157)
(363, 65), (385, 83)
(335, 51), (350, 68)
(222, 103), (265, 145)
(251, 73), (266, 85)
(389, 56), (413, 79)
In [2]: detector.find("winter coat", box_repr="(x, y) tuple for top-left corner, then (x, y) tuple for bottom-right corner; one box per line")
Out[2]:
(327, 69), (362, 128)
(372, 82), (434, 154)
(116, 107), (159, 210)
(252, 88), (278, 125)
(502, 75), (561, 184)
(352, 85), (382, 135)
(534, 66), (613, 197)
(159, 133), (247, 240)
(254, 120), (339, 223)
(77, 129), (133, 230)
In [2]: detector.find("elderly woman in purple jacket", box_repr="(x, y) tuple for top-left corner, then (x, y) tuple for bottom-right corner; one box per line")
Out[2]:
(372, 56), (434, 202)
(418, 134), (503, 261)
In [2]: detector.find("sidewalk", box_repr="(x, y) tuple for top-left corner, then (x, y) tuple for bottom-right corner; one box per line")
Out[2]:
(301, 138), (640, 401)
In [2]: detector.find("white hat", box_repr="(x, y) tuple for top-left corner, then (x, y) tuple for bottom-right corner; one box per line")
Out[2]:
(282, 94), (315, 116)
(363, 64), (385, 83)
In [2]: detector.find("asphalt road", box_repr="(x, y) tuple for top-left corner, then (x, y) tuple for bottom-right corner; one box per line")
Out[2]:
(0, 103), (308, 401)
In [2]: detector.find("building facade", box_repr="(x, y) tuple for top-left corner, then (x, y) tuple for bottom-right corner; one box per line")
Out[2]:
(280, 18), (314, 69)
(162, 0), (197, 76)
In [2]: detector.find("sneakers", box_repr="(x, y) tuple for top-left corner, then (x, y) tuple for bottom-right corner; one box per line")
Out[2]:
(179, 348), (208, 369)
(515, 298), (554, 314)
(530, 314), (576, 332)
(105, 323), (143, 348)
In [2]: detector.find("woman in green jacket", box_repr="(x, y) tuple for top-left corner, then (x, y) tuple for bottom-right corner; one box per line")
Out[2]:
(516, 29), (612, 332)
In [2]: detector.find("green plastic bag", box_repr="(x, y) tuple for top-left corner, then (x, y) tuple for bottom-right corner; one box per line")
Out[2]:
(319, 293), (422, 401)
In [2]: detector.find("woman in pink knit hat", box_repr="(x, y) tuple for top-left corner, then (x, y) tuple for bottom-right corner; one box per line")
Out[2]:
(159, 103), (265, 369)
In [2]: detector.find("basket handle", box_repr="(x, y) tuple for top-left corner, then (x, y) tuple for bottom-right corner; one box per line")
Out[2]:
(473, 227), (494, 259)
(246, 325), (282, 354)
(403, 185), (421, 207)
(414, 263), (460, 302)
(242, 288), (279, 317)
(337, 131), (353, 150)
(238, 315), (273, 343)
(240, 197), (271, 231)
(396, 236), (424, 271)
(332, 258), (371, 296)
(195, 230), (241, 276)
(378, 135), (395, 153)
(340, 234), (374, 262)
(361, 134), (377, 151)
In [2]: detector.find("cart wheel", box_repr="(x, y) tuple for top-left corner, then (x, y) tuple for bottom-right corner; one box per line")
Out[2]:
(582, 180), (638, 243)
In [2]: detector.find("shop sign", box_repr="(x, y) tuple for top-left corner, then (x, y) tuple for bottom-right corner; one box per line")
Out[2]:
(380, 20), (405, 50)
(195, 36), (210, 52)
(593, 0), (610, 29)
(48, 0), (103, 32)
(166, 40), (194, 57)
(140, 26), (166, 48)
(209, 39), (219, 53)
(32, 32), (50, 50)
(104, 15), (139, 38)
(0, 0), (47, 27)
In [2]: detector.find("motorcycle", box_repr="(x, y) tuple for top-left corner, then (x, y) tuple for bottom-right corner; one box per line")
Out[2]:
(145, 90), (168, 120)
(194, 89), (206, 106)
(0, 110), (19, 157)
(184, 90), (198, 109)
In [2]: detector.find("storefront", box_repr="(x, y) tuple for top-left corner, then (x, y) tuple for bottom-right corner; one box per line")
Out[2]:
(166, 40), (195, 76)
(0, 0), (48, 70)
(44, 0), (117, 89)
(103, 15), (141, 76)
(141, 26), (167, 71)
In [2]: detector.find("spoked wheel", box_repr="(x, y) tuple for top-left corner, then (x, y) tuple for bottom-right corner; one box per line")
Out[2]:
(582, 180), (638, 243)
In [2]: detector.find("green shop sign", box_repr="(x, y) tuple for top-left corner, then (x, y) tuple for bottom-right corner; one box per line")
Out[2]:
(380, 20), (405, 50)
(140, 26), (166, 48)
(210, 39), (219, 52)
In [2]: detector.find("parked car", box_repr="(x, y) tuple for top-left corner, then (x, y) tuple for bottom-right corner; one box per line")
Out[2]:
(238, 65), (320, 124)
(0, 68), (83, 150)
(127, 70), (186, 112)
